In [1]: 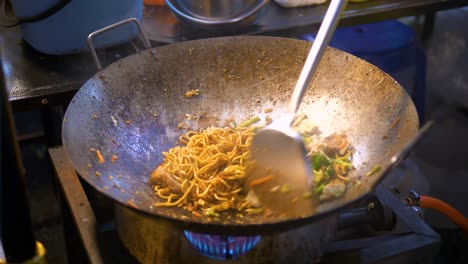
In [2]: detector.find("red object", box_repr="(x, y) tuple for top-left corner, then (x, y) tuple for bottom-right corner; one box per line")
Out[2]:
(419, 196), (468, 234)
(145, 0), (165, 5)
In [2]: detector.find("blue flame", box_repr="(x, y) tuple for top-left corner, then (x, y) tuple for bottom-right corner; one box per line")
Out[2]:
(184, 231), (261, 260)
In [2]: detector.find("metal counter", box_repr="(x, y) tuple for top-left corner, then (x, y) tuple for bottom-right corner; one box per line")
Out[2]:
(2, 0), (467, 111)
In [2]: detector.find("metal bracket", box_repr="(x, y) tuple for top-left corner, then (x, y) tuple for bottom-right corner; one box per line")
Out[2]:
(324, 185), (440, 263)
(87, 18), (152, 71)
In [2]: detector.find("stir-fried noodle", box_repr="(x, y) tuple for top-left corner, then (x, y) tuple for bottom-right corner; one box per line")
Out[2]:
(150, 114), (358, 217)
(151, 127), (258, 216)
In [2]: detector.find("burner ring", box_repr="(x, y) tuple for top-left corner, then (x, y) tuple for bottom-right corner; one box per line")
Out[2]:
(184, 230), (261, 260)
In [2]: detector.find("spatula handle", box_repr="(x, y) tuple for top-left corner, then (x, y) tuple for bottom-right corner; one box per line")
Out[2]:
(289, 0), (348, 115)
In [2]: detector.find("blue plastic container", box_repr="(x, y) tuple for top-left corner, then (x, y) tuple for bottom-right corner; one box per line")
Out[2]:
(9, 0), (143, 55)
(301, 20), (426, 120)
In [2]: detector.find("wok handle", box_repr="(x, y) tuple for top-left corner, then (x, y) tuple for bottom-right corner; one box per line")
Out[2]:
(382, 121), (434, 180)
(87, 18), (152, 71)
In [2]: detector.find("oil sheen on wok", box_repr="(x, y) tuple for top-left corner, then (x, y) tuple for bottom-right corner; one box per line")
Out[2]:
(149, 112), (358, 219)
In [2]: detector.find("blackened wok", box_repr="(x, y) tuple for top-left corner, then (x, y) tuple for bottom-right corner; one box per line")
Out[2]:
(62, 35), (418, 235)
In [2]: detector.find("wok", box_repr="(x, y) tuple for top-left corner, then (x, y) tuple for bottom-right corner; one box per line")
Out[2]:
(62, 32), (418, 235)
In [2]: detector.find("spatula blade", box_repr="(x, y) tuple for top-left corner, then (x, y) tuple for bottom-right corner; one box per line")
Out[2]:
(248, 126), (316, 217)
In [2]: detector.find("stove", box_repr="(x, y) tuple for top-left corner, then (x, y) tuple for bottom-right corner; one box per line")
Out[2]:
(49, 146), (440, 264)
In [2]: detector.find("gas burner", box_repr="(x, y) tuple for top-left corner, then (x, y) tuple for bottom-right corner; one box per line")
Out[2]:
(183, 231), (261, 260)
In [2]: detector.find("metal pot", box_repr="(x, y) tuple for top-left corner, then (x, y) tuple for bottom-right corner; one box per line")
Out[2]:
(164, 0), (270, 29)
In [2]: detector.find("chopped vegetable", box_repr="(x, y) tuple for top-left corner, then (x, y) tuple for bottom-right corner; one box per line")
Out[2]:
(238, 116), (260, 128)
(293, 113), (319, 136)
(302, 135), (313, 145)
(280, 184), (290, 193)
(95, 149), (105, 164)
(203, 207), (219, 217)
(245, 190), (261, 207)
(111, 116), (117, 126)
(245, 208), (264, 214)
(324, 165), (335, 178)
(270, 186), (280, 192)
(366, 165), (381, 177)
(249, 175), (273, 187)
(313, 170), (328, 185)
(312, 153), (330, 170)
(310, 149), (355, 197)
(192, 211), (202, 217)
(185, 89), (200, 98)
(248, 126), (259, 133)
(111, 155), (118, 162)
(302, 191), (313, 199)
(314, 183), (325, 195)
(319, 180), (346, 201)
(334, 156), (353, 169)
(389, 117), (401, 129)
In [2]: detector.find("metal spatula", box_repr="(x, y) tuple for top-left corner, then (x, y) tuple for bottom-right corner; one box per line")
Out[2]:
(248, 0), (348, 216)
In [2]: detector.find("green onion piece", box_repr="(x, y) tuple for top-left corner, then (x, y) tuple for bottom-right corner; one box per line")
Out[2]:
(313, 170), (326, 185)
(324, 165), (335, 178)
(203, 207), (219, 217)
(334, 159), (353, 169)
(302, 191), (313, 199)
(238, 116), (261, 128)
(248, 127), (259, 133)
(312, 153), (330, 171)
(280, 184), (290, 193)
(302, 135), (313, 145)
(366, 165), (381, 177)
(246, 208), (264, 214)
(314, 183), (325, 195)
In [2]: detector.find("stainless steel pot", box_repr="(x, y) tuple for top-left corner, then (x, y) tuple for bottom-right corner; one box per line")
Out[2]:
(164, 0), (270, 28)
